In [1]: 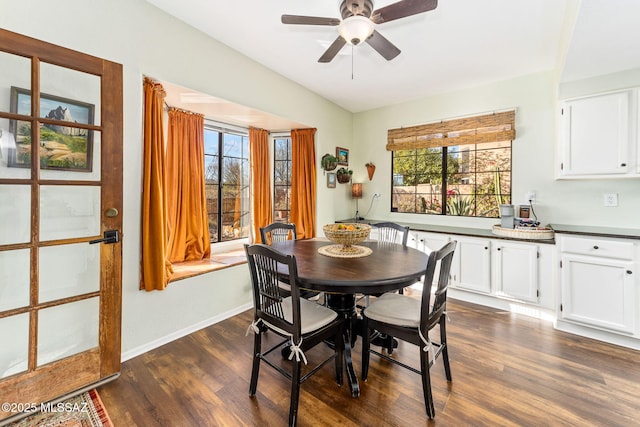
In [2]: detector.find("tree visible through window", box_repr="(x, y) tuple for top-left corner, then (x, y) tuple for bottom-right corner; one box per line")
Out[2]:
(273, 136), (291, 223)
(204, 127), (250, 242)
(392, 141), (511, 217)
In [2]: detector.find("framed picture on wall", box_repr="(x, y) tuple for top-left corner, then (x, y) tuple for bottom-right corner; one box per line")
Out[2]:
(327, 172), (336, 188)
(8, 86), (94, 172)
(336, 146), (349, 165)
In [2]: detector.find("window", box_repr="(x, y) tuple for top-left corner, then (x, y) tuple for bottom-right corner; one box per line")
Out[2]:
(388, 110), (514, 218)
(392, 142), (511, 217)
(204, 125), (250, 242)
(273, 136), (292, 223)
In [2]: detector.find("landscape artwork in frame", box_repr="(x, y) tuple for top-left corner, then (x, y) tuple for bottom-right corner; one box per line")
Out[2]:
(327, 172), (336, 188)
(336, 146), (349, 166)
(8, 86), (94, 172)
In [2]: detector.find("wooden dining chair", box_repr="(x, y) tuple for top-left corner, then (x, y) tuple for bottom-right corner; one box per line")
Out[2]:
(361, 240), (457, 419)
(363, 222), (410, 307)
(244, 244), (346, 427)
(372, 221), (409, 247)
(260, 222), (297, 245)
(260, 222), (319, 300)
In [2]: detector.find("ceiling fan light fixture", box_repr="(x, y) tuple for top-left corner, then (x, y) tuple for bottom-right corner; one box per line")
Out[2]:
(338, 15), (374, 45)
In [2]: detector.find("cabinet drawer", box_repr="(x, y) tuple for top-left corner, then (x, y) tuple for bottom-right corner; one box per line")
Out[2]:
(561, 236), (634, 260)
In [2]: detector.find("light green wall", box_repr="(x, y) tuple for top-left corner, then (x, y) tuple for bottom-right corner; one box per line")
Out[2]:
(0, 0), (353, 356)
(352, 71), (640, 229)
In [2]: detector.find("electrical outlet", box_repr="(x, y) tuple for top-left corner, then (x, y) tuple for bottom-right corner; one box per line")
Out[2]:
(604, 193), (618, 207)
(525, 191), (536, 204)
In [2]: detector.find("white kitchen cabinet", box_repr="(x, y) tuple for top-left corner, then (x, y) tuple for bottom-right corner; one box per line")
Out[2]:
(451, 236), (491, 294)
(493, 241), (539, 303)
(408, 231), (450, 284)
(558, 89), (634, 178)
(558, 235), (637, 335)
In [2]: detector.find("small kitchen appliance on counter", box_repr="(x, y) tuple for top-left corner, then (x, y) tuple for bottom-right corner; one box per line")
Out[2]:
(500, 204), (515, 229)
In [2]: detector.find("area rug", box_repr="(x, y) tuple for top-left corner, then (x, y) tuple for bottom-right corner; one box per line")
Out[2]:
(5, 389), (113, 427)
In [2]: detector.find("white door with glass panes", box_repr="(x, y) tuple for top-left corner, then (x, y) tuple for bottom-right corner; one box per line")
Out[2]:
(0, 29), (122, 422)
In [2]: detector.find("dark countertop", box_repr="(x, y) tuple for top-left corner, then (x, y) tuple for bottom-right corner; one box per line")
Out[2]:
(550, 224), (640, 240)
(337, 218), (556, 244)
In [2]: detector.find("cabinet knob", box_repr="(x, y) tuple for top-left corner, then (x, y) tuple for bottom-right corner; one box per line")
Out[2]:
(497, 247), (501, 251)
(621, 163), (627, 167)
(593, 245), (599, 250)
(627, 270), (633, 275)
(484, 246), (488, 250)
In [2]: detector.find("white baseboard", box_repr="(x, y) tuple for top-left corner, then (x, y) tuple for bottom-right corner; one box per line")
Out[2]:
(121, 302), (253, 362)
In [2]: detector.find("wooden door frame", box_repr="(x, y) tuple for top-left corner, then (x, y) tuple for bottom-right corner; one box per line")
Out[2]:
(0, 28), (123, 420)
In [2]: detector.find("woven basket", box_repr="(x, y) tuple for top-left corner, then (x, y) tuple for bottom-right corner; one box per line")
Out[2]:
(492, 224), (554, 240)
(323, 223), (371, 246)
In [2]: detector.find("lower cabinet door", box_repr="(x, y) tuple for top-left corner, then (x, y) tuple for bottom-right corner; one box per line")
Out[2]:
(560, 254), (636, 334)
(494, 242), (539, 303)
(452, 237), (491, 294)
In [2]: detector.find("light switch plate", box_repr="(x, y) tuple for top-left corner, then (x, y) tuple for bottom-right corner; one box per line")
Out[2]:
(604, 193), (618, 207)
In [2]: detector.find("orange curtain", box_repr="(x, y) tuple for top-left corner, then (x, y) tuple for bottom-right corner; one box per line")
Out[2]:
(166, 108), (211, 262)
(249, 127), (272, 243)
(140, 78), (173, 291)
(290, 128), (317, 239)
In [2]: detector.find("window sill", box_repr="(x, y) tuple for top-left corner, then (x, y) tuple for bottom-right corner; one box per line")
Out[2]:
(169, 249), (247, 283)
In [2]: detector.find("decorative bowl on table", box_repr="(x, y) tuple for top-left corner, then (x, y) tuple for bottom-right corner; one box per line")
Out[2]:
(323, 223), (371, 254)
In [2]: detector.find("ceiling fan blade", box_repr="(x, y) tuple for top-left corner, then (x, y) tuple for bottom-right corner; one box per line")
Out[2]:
(318, 36), (347, 63)
(366, 30), (401, 61)
(371, 0), (438, 24)
(281, 14), (341, 26)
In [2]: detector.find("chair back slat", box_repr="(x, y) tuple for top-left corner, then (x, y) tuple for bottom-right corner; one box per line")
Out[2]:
(260, 222), (297, 245)
(373, 222), (409, 247)
(253, 253), (285, 318)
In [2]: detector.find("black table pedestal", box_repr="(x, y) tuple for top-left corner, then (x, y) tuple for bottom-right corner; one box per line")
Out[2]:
(326, 293), (360, 398)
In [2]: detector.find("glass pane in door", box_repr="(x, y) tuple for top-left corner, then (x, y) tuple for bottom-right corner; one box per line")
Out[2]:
(1, 52), (32, 181)
(0, 118), (31, 180)
(0, 184), (31, 245)
(39, 243), (100, 303)
(40, 130), (101, 182)
(0, 313), (29, 379)
(0, 51), (31, 115)
(37, 297), (99, 366)
(0, 249), (30, 311)
(39, 185), (100, 241)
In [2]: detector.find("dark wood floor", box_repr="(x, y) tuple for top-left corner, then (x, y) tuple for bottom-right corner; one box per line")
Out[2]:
(99, 298), (640, 426)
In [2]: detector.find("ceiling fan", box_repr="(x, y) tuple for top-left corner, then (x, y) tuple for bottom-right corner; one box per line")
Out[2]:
(281, 0), (438, 63)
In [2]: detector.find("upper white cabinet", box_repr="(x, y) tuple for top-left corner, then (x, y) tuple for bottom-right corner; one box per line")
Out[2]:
(558, 89), (638, 178)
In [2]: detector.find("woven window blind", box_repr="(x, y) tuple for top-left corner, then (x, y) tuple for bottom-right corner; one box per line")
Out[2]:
(386, 110), (515, 151)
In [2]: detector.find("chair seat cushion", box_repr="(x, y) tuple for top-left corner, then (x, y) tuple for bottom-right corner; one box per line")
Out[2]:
(266, 297), (338, 336)
(363, 292), (420, 327)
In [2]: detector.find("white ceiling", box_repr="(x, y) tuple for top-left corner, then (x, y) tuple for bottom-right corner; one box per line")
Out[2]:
(147, 0), (640, 129)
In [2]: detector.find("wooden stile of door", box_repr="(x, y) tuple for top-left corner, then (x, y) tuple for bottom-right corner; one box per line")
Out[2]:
(0, 28), (123, 423)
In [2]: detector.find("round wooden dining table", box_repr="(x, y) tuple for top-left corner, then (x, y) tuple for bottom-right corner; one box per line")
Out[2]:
(270, 238), (429, 397)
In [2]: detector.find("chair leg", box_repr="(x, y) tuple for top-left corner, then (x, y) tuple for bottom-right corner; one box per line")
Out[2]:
(440, 317), (452, 382)
(289, 359), (302, 427)
(419, 346), (436, 419)
(249, 332), (262, 396)
(361, 319), (371, 381)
